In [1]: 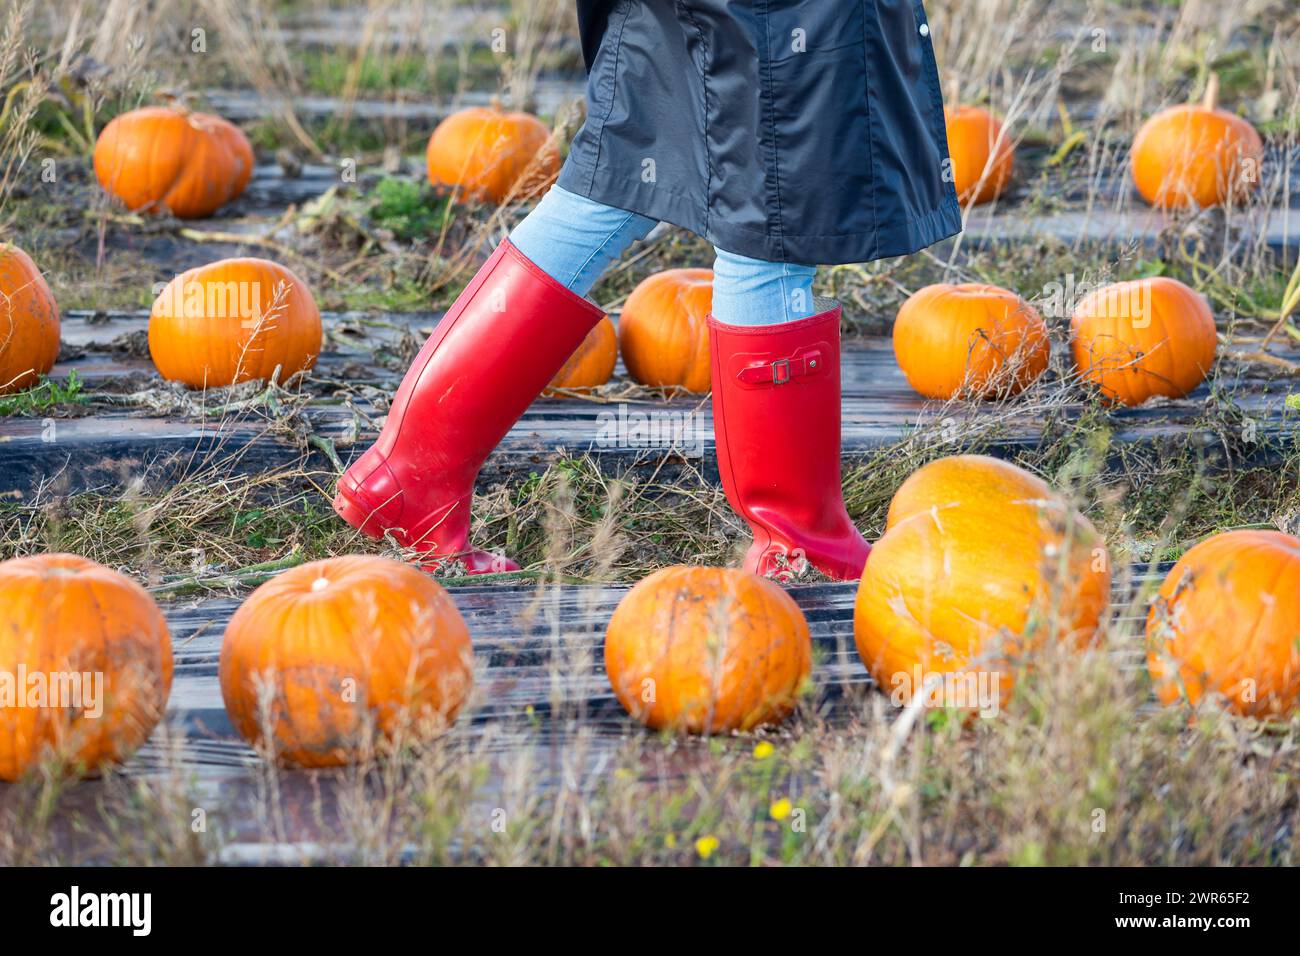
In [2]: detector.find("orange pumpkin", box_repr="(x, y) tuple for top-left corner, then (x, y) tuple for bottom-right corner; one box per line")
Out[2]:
(426, 105), (560, 204)
(0, 554), (172, 781)
(893, 283), (1049, 400)
(854, 455), (1109, 710)
(1070, 277), (1216, 407)
(1146, 529), (1300, 718)
(546, 315), (618, 394)
(149, 257), (322, 389)
(219, 556), (473, 768)
(618, 269), (713, 393)
(944, 105), (1015, 205)
(0, 243), (60, 396)
(93, 106), (254, 219)
(1131, 78), (1263, 210)
(604, 565), (812, 733)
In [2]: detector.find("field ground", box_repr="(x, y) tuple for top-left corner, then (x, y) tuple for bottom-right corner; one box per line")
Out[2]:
(1, 0), (1299, 864)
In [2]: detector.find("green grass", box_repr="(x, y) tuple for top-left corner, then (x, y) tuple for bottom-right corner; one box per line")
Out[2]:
(0, 373), (86, 416)
(368, 177), (455, 241)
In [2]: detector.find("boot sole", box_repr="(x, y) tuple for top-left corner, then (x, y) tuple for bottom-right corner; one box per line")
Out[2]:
(334, 488), (521, 574)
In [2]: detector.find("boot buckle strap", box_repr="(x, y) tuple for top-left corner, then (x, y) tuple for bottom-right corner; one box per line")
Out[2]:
(734, 345), (826, 387)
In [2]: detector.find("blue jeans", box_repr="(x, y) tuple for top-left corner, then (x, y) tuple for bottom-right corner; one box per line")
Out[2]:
(509, 185), (816, 326)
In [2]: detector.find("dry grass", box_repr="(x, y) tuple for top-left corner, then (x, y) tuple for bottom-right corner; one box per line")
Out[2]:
(3, 611), (1298, 866)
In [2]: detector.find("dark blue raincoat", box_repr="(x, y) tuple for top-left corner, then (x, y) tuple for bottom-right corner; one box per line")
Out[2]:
(560, 0), (963, 265)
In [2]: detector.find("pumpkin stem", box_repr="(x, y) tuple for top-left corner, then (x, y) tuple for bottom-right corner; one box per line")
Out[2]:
(489, 94), (503, 112)
(1201, 73), (1219, 111)
(156, 90), (192, 117)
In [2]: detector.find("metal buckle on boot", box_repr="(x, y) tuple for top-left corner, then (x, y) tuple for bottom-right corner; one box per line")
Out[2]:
(771, 358), (791, 384)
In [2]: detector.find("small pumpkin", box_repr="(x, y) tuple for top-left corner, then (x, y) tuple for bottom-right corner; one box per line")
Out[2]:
(944, 105), (1015, 206)
(149, 257), (322, 389)
(618, 269), (713, 393)
(893, 283), (1049, 400)
(1070, 276), (1216, 407)
(546, 315), (618, 394)
(0, 554), (172, 781)
(219, 555), (473, 768)
(0, 243), (60, 396)
(1146, 529), (1300, 718)
(93, 105), (254, 219)
(604, 565), (812, 733)
(426, 104), (560, 204)
(1131, 77), (1263, 210)
(854, 455), (1109, 709)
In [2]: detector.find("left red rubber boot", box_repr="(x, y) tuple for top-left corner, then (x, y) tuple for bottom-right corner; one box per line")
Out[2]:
(333, 239), (606, 573)
(709, 302), (871, 581)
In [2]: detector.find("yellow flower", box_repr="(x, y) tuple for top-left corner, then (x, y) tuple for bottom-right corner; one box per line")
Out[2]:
(752, 741), (775, 760)
(695, 835), (719, 860)
(769, 798), (793, 821)
(664, 834), (677, 849)
(614, 767), (633, 780)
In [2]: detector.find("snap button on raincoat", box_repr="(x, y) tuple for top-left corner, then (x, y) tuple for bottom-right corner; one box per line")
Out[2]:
(561, 0), (963, 266)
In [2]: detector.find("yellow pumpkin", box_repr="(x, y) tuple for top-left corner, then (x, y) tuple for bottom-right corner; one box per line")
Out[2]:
(0, 554), (173, 781)
(149, 257), (322, 389)
(426, 105), (560, 204)
(1131, 78), (1263, 210)
(546, 315), (618, 394)
(219, 555), (474, 768)
(854, 455), (1109, 710)
(893, 283), (1049, 400)
(1147, 529), (1300, 718)
(0, 243), (60, 395)
(93, 105), (254, 219)
(618, 269), (713, 393)
(944, 105), (1015, 205)
(1070, 277), (1217, 407)
(604, 565), (811, 733)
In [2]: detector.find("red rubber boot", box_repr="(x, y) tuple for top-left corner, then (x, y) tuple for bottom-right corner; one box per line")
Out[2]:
(333, 239), (605, 572)
(709, 303), (871, 581)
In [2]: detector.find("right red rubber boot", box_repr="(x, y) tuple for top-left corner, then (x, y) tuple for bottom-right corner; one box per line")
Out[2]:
(333, 239), (606, 572)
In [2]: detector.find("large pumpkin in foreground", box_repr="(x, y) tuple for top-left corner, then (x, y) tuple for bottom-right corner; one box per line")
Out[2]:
(893, 283), (1049, 400)
(0, 554), (173, 781)
(1146, 529), (1300, 718)
(604, 566), (811, 733)
(149, 257), (322, 389)
(546, 315), (618, 394)
(618, 269), (713, 393)
(1070, 277), (1216, 407)
(426, 105), (560, 204)
(219, 556), (473, 767)
(93, 106), (254, 219)
(944, 105), (1015, 206)
(1131, 79), (1263, 210)
(0, 243), (60, 396)
(854, 456), (1110, 709)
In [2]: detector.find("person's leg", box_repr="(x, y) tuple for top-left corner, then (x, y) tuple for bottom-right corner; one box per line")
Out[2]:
(709, 247), (817, 326)
(510, 185), (657, 295)
(334, 185), (656, 573)
(707, 247), (869, 581)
